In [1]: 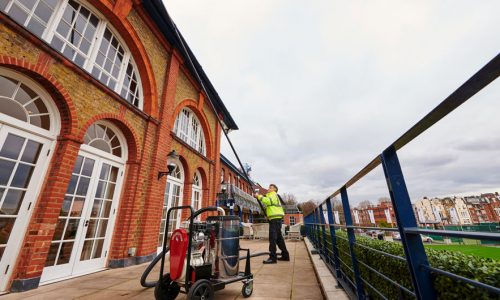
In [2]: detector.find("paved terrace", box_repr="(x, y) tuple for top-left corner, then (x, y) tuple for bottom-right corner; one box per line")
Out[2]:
(1, 240), (347, 300)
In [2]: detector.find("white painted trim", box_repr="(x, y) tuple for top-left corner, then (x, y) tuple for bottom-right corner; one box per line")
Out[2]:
(0, 68), (61, 138)
(0, 125), (55, 292)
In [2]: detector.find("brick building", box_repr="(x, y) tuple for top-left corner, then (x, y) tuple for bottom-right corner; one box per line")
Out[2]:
(0, 0), (238, 292)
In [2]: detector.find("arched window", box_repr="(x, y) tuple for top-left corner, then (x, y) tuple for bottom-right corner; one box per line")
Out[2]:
(192, 171), (202, 214)
(1, 0), (143, 108)
(0, 74), (51, 130)
(173, 108), (206, 155)
(220, 168), (225, 184)
(83, 123), (123, 158)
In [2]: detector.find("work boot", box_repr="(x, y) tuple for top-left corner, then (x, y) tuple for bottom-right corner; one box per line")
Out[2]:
(263, 258), (277, 264)
(277, 252), (290, 261)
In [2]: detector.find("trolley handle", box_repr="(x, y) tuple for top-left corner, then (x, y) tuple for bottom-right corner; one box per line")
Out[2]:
(191, 206), (225, 220)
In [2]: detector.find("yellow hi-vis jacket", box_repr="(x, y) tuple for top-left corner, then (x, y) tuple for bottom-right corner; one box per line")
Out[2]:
(257, 191), (285, 220)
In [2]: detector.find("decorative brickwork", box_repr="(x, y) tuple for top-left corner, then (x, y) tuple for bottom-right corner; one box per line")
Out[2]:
(0, 0), (227, 292)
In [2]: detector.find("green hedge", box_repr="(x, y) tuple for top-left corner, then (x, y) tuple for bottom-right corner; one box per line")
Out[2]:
(330, 230), (500, 299)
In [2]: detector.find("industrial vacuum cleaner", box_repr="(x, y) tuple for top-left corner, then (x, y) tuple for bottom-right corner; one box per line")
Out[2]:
(141, 205), (261, 300)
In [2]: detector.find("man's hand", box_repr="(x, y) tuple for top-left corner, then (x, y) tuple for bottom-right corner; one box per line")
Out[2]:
(254, 193), (261, 198)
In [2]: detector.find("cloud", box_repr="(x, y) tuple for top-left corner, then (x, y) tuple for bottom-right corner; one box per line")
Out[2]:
(166, 0), (500, 205)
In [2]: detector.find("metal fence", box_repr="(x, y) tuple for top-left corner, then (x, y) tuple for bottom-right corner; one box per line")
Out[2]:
(304, 53), (500, 300)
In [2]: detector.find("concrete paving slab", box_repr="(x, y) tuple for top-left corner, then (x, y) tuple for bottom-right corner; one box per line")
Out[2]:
(1, 239), (327, 300)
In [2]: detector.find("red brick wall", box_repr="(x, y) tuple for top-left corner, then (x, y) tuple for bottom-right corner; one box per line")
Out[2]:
(0, 0), (226, 290)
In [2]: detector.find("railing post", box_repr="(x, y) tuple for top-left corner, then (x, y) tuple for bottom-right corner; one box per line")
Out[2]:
(326, 197), (341, 278)
(381, 146), (436, 300)
(305, 214), (311, 240)
(314, 208), (321, 249)
(340, 187), (365, 300)
(319, 204), (328, 257)
(310, 211), (317, 246)
(315, 208), (322, 250)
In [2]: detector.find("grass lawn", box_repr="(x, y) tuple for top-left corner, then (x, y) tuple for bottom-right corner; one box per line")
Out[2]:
(425, 244), (500, 260)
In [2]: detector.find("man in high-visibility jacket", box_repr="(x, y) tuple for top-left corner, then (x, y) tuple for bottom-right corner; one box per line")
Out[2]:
(255, 184), (290, 264)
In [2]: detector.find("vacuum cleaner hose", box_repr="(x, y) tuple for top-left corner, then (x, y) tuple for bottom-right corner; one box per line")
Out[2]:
(140, 247), (169, 288)
(238, 251), (270, 261)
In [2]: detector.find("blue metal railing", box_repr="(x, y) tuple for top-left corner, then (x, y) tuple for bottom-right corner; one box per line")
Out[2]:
(304, 53), (500, 300)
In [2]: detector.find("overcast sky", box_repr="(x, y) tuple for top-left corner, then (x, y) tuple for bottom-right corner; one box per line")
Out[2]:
(166, 1), (500, 205)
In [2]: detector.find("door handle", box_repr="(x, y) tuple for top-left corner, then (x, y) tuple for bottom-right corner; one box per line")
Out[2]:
(84, 220), (89, 227)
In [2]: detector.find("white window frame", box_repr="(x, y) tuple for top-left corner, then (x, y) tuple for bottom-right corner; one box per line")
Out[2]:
(2, 0), (143, 109)
(158, 161), (184, 252)
(289, 216), (296, 226)
(192, 170), (202, 213)
(173, 108), (206, 156)
(0, 68), (60, 292)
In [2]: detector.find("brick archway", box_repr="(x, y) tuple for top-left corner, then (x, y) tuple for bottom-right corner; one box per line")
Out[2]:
(77, 114), (140, 163)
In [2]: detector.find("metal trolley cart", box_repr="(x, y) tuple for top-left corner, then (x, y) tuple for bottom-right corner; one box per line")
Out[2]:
(142, 205), (255, 300)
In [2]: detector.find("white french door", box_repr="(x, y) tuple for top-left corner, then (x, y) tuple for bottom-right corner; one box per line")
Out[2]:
(41, 150), (124, 283)
(157, 181), (183, 253)
(0, 125), (53, 291)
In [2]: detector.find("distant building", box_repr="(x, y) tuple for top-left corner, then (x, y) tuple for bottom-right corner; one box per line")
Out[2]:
(218, 154), (260, 222)
(464, 196), (492, 223)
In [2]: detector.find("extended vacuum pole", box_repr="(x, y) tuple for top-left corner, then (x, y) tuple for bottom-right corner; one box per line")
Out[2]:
(166, 14), (266, 216)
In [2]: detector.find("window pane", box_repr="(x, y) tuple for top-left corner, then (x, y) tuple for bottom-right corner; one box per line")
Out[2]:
(70, 197), (85, 217)
(60, 196), (71, 216)
(20, 140), (42, 164)
(27, 18), (44, 37)
(66, 175), (78, 195)
(34, 1), (52, 23)
(91, 200), (102, 217)
(1, 189), (25, 215)
(11, 163), (34, 188)
(0, 218), (15, 244)
(53, 219), (66, 241)
(99, 164), (110, 180)
(97, 220), (107, 238)
(0, 99), (28, 122)
(45, 243), (59, 266)
(81, 158), (95, 176)
(56, 241), (73, 265)
(63, 219), (79, 239)
(0, 76), (19, 98)
(101, 200), (111, 218)
(0, 134), (25, 160)
(92, 239), (104, 259)
(80, 240), (92, 261)
(85, 219), (97, 238)
(72, 156), (84, 174)
(76, 177), (90, 196)
(94, 181), (105, 199)
(9, 4), (29, 25)
(0, 160), (16, 186)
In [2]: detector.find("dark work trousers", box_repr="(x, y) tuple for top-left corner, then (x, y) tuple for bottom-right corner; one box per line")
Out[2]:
(268, 218), (289, 260)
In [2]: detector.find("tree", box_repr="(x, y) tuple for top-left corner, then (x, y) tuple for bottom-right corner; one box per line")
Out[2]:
(331, 197), (343, 211)
(298, 200), (318, 216)
(358, 200), (373, 209)
(282, 193), (298, 206)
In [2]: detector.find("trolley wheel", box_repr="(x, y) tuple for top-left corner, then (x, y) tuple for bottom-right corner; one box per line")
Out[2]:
(154, 274), (180, 300)
(187, 279), (214, 300)
(242, 281), (253, 298)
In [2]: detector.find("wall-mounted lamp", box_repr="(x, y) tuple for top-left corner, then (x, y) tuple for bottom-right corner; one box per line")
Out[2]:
(158, 150), (179, 180)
